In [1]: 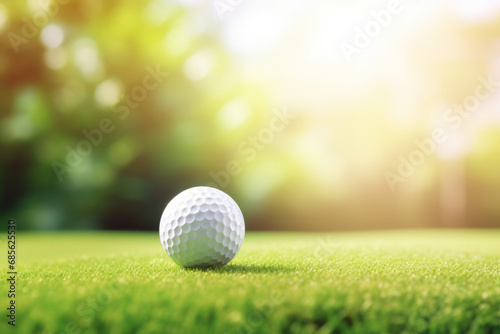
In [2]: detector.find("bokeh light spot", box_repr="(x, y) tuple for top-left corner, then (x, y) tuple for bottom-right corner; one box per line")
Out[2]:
(183, 49), (215, 81)
(94, 79), (122, 107)
(0, 4), (8, 32)
(4, 89), (51, 141)
(224, 9), (290, 58)
(218, 98), (251, 129)
(143, 0), (174, 26)
(44, 48), (67, 70)
(72, 38), (103, 78)
(163, 27), (190, 55)
(41, 24), (65, 49)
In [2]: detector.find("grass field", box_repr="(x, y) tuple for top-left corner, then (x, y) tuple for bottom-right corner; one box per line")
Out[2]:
(5, 230), (500, 333)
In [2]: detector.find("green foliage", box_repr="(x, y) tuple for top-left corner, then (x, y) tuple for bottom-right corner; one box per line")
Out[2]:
(12, 230), (500, 333)
(0, 0), (271, 230)
(1, 1), (500, 230)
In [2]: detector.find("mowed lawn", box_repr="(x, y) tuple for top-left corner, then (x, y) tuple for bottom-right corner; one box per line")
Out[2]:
(7, 230), (500, 334)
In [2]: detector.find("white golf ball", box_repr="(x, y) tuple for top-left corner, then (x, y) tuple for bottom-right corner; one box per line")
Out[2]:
(159, 186), (245, 268)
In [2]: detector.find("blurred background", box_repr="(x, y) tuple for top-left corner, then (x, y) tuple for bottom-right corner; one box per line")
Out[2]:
(1, 0), (499, 231)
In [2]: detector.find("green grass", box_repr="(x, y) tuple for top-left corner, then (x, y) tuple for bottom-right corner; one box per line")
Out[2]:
(4, 230), (500, 334)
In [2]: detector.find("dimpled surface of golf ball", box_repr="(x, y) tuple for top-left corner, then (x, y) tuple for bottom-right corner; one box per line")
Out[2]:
(159, 186), (245, 268)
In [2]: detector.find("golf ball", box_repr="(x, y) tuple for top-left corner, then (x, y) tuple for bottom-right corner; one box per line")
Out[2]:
(159, 186), (245, 268)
